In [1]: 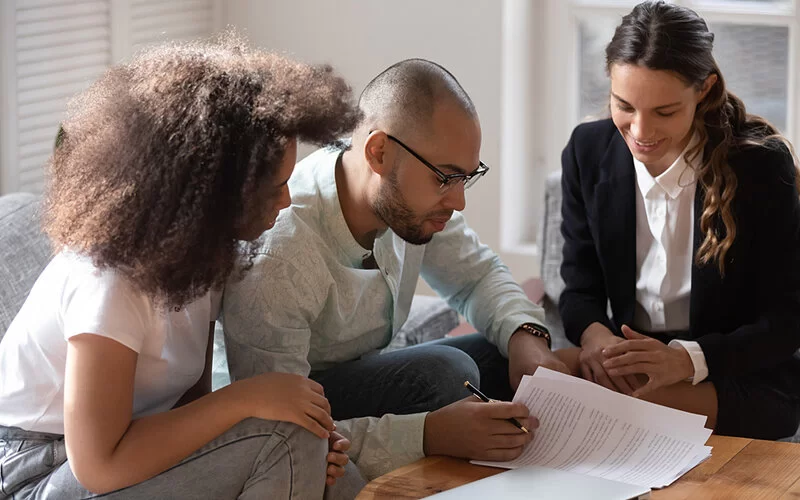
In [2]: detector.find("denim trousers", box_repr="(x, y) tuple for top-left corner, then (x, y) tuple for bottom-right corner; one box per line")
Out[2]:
(0, 418), (366, 500)
(311, 333), (512, 420)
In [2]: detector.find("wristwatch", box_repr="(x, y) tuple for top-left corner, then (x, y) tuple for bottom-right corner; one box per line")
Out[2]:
(517, 323), (552, 350)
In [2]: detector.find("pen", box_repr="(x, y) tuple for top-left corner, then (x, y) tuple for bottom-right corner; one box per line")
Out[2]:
(464, 380), (529, 434)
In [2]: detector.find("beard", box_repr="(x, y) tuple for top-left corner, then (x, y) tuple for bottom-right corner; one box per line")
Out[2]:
(372, 170), (448, 245)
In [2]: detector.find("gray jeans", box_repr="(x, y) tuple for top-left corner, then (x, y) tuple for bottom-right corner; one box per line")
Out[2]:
(0, 418), (365, 499)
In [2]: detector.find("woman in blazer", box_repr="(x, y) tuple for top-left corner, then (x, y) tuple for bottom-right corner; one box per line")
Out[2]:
(558, 0), (800, 440)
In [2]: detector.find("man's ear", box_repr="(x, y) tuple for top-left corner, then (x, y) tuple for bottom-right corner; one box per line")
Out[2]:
(363, 131), (393, 176)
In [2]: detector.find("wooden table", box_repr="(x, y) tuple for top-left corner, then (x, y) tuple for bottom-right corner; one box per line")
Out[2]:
(357, 436), (800, 499)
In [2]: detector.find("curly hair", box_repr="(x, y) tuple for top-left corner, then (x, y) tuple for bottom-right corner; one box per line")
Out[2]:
(43, 32), (360, 307)
(606, 1), (800, 275)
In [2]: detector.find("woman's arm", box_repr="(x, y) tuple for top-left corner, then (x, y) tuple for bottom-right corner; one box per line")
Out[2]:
(64, 334), (333, 494)
(559, 128), (616, 345)
(695, 148), (800, 376)
(173, 322), (216, 408)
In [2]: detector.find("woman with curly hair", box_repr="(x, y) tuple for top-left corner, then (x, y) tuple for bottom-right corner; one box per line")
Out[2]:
(557, 0), (800, 439)
(0, 36), (360, 498)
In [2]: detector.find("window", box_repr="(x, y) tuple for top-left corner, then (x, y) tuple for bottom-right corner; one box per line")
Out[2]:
(500, 0), (799, 255)
(0, 0), (223, 194)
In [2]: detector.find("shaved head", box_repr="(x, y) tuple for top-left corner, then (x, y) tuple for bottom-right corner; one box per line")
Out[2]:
(357, 59), (476, 140)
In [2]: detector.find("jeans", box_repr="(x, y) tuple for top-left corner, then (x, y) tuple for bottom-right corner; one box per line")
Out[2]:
(0, 418), (364, 500)
(310, 333), (512, 420)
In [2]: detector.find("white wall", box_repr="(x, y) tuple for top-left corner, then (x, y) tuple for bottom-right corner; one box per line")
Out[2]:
(223, 0), (539, 290)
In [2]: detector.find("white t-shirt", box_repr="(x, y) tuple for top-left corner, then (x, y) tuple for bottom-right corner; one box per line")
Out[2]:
(0, 252), (221, 434)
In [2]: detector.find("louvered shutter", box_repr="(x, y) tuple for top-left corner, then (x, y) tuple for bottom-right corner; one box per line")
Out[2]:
(0, 0), (222, 194)
(127, 0), (221, 59)
(2, 0), (111, 194)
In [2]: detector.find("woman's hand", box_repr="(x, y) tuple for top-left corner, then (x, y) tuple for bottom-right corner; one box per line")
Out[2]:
(233, 373), (334, 439)
(326, 429), (350, 486)
(602, 325), (694, 397)
(578, 323), (643, 395)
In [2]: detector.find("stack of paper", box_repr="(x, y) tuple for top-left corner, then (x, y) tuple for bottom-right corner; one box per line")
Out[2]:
(473, 368), (713, 489)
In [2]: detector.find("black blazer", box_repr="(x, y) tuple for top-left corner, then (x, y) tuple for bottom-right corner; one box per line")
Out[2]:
(558, 118), (800, 380)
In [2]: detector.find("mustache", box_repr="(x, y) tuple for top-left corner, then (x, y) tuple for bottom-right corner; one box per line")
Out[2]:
(427, 210), (454, 221)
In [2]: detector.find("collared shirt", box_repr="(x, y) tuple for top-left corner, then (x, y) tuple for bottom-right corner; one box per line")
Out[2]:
(632, 137), (708, 384)
(222, 146), (547, 479)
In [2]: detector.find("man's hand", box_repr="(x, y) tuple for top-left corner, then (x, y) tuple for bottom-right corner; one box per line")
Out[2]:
(508, 329), (569, 390)
(578, 323), (643, 395)
(423, 397), (535, 462)
(601, 325), (694, 397)
(325, 429), (350, 486)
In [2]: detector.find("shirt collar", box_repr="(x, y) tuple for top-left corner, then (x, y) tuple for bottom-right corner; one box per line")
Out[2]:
(309, 146), (374, 267)
(633, 134), (700, 200)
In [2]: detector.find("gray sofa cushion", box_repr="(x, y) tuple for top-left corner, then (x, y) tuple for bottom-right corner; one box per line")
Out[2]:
(382, 295), (460, 352)
(537, 170), (568, 347)
(0, 193), (51, 339)
(539, 170), (565, 305)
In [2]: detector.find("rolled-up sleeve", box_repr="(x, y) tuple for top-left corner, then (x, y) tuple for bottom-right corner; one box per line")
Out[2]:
(420, 212), (548, 357)
(334, 412), (427, 480)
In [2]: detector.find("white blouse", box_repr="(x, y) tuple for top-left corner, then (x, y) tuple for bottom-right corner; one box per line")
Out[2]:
(632, 137), (708, 384)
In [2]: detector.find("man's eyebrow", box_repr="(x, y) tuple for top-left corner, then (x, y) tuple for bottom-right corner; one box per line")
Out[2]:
(437, 163), (467, 175)
(611, 93), (682, 110)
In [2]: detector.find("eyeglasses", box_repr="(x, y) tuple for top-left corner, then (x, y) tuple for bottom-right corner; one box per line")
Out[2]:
(385, 134), (490, 193)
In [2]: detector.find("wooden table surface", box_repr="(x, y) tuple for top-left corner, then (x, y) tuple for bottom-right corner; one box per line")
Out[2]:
(357, 435), (800, 499)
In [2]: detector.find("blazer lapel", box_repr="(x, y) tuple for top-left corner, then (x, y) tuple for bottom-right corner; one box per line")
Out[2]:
(593, 132), (637, 329)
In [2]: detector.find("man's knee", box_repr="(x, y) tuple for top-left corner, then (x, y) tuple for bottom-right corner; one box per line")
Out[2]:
(405, 345), (479, 407)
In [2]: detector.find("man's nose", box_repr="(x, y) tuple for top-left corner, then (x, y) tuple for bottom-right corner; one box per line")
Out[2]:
(442, 182), (466, 212)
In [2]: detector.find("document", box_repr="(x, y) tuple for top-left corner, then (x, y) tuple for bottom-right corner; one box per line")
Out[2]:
(427, 465), (651, 500)
(472, 368), (712, 489)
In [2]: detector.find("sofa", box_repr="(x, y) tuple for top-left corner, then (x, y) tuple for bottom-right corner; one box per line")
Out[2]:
(3, 172), (798, 441)
(0, 192), (461, 391)
(0, 172), (650, 370)
(0, 173), (567, 387)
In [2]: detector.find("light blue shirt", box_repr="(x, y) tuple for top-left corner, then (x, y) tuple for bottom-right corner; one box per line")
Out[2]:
(222, 146), (547, 479)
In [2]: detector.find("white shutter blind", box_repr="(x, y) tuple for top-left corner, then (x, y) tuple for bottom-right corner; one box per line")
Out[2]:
(1, 0), (221, 194)
(10, 0), (111, 193)
(130, 0), (217, 54)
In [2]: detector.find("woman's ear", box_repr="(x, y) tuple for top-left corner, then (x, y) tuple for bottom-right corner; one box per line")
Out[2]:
(363, 131), (392, 176)
(698, 73), (719, 102)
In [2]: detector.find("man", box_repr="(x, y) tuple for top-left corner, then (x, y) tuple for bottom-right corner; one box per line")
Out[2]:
(222, 59), (569, 480)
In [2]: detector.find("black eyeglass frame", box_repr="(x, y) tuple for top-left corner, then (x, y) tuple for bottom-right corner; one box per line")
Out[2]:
(384, 134), (490, 191)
